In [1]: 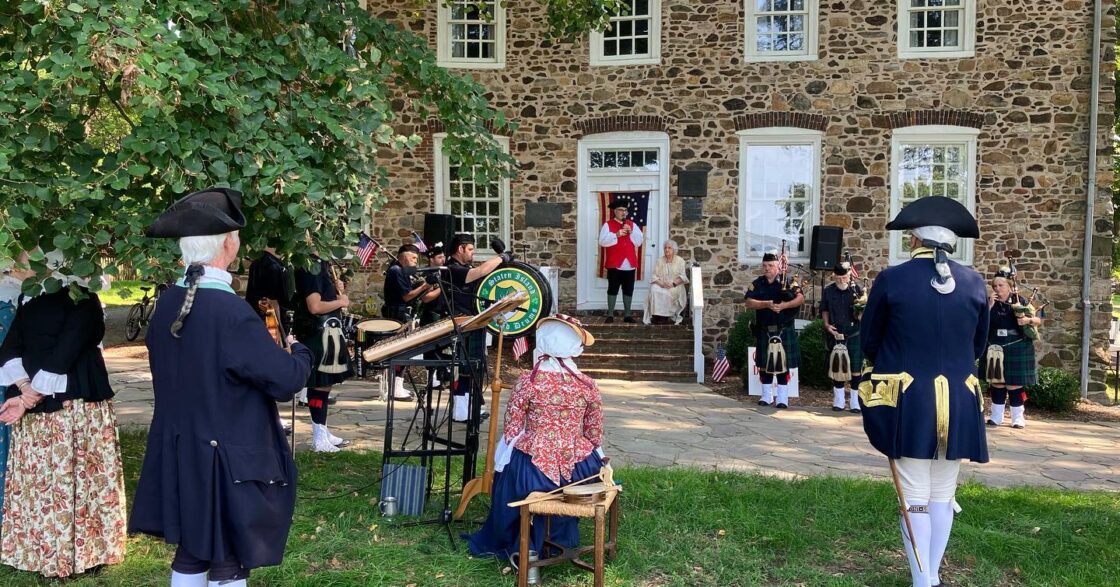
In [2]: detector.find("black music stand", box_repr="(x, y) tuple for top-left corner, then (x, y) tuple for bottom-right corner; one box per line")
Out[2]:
(372, 273), (487, 545)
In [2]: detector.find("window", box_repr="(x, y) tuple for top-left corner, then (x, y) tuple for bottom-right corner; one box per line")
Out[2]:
(433, 134), (511, 256)
(590, 0), (661, 66)
(890, 125), (979, 264)
(436, 0), (506, 69)
(897, 0), (975, 59)
(745, 0), (819, 62)
(737, 128), (822, 264)
(588, 149), (660, 170)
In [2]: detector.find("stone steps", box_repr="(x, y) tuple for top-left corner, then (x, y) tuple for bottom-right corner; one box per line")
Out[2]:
(574, 313), (695, 382)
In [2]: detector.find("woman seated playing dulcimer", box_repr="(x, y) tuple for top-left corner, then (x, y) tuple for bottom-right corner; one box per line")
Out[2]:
(465, 314), (605, 559)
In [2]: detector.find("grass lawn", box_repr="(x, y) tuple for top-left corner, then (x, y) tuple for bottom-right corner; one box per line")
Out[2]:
(97, 280), (152, 307)
(1, 430), (1116, 586)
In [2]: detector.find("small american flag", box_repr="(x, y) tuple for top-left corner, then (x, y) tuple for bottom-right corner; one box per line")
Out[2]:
(411, 232), (428, 254)
(356, 232), (378, 267)
(511, 336), (529, 361)
(850, 261), (860, 280)
(711, 345), (730, 383)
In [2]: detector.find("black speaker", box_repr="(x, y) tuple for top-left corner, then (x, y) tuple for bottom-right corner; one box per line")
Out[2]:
(810, 226), (843, 271)
(424, 213), (455, 250)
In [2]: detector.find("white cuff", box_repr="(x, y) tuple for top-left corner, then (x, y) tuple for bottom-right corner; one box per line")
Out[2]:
(595, 446), (605, 458)
(31, 370), (67, 396)
(0, 358), (29, 386)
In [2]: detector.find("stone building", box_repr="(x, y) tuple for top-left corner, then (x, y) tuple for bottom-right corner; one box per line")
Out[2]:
(361, 0), (1116, 395)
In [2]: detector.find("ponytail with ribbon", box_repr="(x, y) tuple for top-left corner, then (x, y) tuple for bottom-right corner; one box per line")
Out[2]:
(170, 263), (205, 337)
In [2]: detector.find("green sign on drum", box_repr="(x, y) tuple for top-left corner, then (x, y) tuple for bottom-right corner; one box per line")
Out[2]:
(475, 266), (546, 337)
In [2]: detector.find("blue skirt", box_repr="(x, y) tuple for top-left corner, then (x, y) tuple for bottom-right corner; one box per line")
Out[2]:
(465, 448), (603, 559)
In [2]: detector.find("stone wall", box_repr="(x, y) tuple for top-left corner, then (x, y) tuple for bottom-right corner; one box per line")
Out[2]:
(363, 0), (1116, 395)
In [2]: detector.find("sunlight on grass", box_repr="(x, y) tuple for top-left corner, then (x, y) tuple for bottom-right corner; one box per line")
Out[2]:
(97, 280), (151, 307)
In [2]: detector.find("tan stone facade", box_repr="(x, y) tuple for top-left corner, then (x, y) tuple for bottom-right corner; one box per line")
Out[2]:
(362, 0), (1116, 395)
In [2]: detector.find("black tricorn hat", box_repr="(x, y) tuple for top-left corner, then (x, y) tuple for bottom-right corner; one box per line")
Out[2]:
(426, 242), (445, 258)
(146, 187), (246, 238)
(762, 252), (778, 263)
(885, 196), (979, 239)
(608, 199), (629, 210)
(834, 262), (851, 276)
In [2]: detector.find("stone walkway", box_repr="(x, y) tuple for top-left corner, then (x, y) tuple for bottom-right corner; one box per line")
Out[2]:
(105, 347), (1120, 492)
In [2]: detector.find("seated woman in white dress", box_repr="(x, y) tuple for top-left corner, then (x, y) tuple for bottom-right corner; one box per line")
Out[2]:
(643, 239), (689, 325)
(465, 314), (604, 560)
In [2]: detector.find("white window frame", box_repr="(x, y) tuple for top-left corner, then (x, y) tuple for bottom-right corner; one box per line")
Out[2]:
(436, 0), (506, 69)
(897, 0), (976, 59)
(889, 125), (979, 265)
(744, 0), (820, 62)
(590, 0), (662, 66)
(736, 127), (823, 265)
(433, 134), (511, 260)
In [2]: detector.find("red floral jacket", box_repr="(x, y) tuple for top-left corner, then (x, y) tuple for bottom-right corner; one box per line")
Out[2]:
(503, 370), (604, 484)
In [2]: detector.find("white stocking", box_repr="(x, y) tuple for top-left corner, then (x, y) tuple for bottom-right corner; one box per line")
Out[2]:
(928, 501), (955, 586)
(900, 504), (932, 587)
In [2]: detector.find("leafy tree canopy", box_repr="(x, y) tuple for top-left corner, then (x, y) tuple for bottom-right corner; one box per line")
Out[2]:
(0, 0), (621, 295)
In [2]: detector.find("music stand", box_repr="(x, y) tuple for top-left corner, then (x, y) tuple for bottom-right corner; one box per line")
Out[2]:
(373, 286), (527, 543)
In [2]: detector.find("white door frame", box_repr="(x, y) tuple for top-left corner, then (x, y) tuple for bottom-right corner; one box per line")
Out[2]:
(576, 132), (671, 310)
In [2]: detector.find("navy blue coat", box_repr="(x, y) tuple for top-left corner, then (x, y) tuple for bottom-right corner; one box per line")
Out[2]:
(859, 253), (990, 462)
(129, 283), (312, 569)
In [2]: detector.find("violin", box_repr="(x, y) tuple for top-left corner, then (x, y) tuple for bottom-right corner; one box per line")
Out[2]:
(258, 298), (291, 351)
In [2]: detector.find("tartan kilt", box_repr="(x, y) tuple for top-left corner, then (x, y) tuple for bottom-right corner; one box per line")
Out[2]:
(979, 334), (1037, 386)
(753, 323), (800, 372)
(826, 323), (863, 375)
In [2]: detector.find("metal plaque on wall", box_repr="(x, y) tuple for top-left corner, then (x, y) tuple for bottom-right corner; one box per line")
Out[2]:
(682, 198), (703, 223)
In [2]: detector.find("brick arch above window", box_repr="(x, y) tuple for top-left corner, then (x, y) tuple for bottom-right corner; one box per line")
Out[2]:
(888, 110), (985, 130)
(734, 113), (828, 133)
(573, 115), (670, 138)
(425, 119), (507, 134)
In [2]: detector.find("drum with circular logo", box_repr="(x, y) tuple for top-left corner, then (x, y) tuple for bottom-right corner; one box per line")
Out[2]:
(473, 261), (553, 339)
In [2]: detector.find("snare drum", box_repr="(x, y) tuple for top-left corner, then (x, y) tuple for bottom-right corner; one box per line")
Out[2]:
(354, 319), (404, 378)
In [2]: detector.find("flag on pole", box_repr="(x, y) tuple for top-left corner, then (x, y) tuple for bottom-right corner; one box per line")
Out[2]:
(711, 345), (730, 383)
(411, 232), (428, 253)
(356, 232), (379, 267)
(850, 262), (860, 280)
(511, 336), (529, 361)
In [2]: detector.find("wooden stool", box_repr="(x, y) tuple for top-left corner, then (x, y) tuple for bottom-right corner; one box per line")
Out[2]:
(517, 490), (620, 587)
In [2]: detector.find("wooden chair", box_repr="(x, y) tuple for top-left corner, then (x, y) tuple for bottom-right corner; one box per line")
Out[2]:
(516, 490), (620, 587)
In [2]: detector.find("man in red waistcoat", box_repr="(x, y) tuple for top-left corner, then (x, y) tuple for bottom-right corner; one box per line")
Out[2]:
(598, 199), (644, 323)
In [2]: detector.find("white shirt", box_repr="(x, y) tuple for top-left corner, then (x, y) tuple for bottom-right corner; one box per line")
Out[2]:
(598, 221), (645, 271)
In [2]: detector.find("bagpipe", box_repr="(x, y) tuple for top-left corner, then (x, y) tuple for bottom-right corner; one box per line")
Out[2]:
(985, 250), (1048, 383)
(827, 252), (868, 384)
(762, 240), (803, 375)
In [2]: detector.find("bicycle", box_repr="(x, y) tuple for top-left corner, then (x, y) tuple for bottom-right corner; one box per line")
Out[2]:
(125, 283), (168, 342)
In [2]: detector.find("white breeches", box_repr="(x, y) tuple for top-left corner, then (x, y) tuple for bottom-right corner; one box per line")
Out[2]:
(895, 457), (961, 504)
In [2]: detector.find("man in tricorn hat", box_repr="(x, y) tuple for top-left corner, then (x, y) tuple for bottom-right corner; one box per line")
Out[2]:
(130, 187), (313, 586)
(598, 198), (644, 323)
(859, 196), (989, 587)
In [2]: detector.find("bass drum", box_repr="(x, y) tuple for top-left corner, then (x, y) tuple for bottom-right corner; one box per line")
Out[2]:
(473, 260), (553, 340)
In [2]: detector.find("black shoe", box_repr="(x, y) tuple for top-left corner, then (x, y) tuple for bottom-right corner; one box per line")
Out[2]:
(605, 315), (615, 324)
(775, 403), (788, 409)
(757, 400), (770, 406)
(831, 406), (844, 412)
(986, 420), (998, 427)
(849, 408), (861, 414)
(1012, 423), (1025, 429)
(328, 396), (337, 405)
(623, 316), (635, 323)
